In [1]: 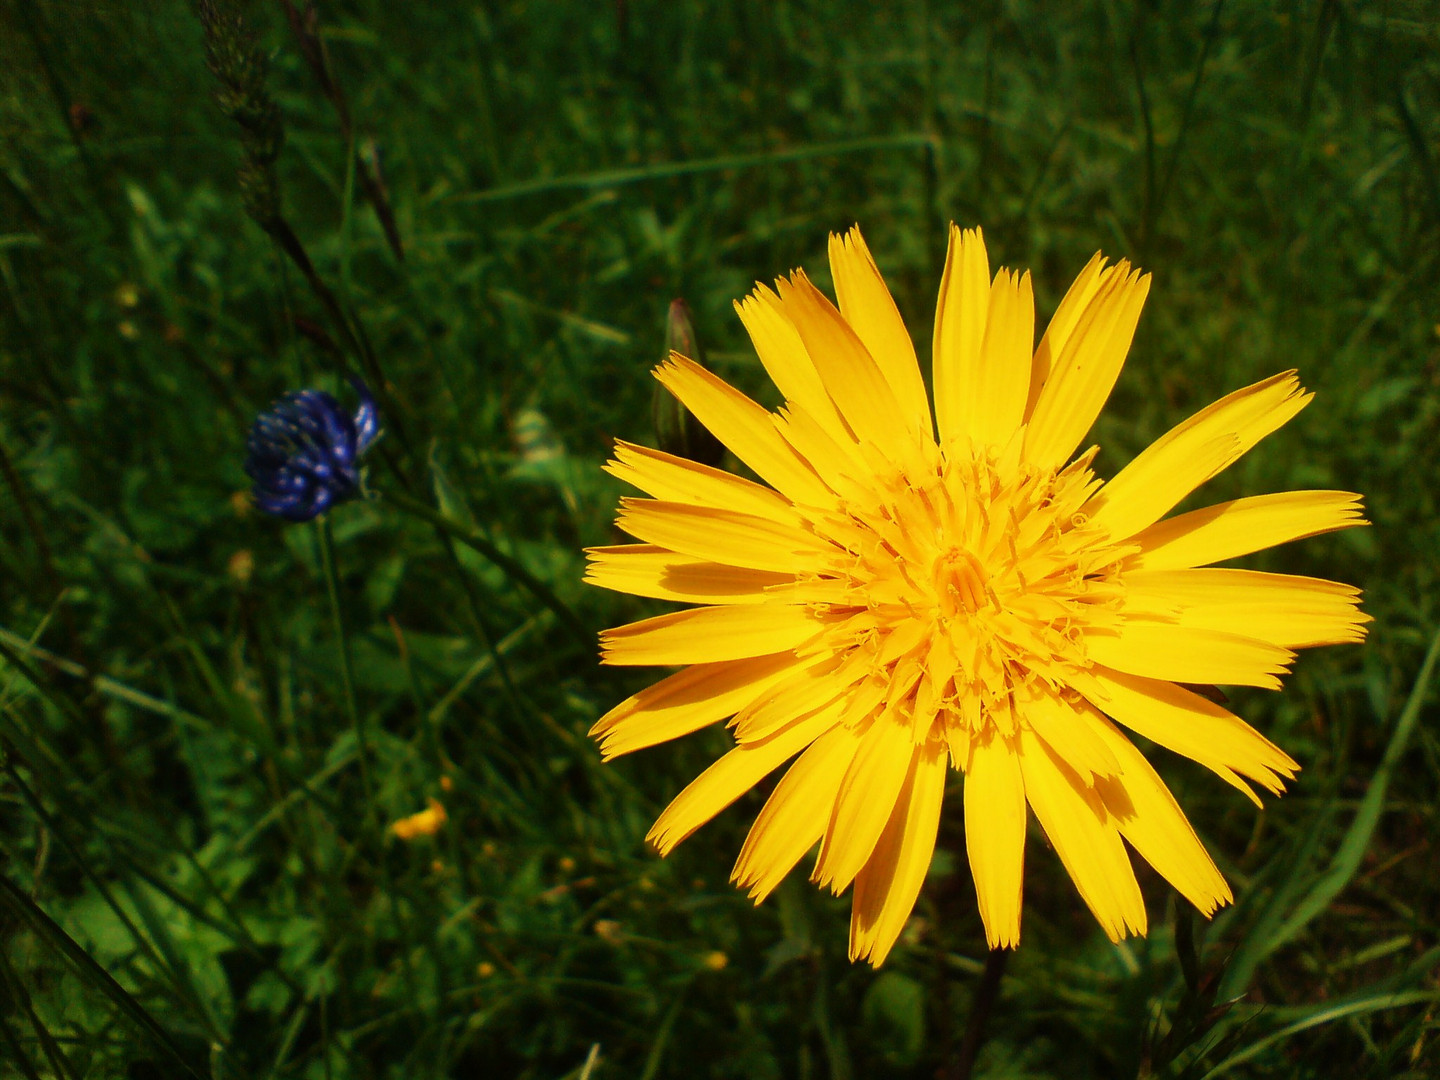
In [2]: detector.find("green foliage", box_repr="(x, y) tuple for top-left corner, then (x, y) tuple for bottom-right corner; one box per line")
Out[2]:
(0, 0), (1437, 1076)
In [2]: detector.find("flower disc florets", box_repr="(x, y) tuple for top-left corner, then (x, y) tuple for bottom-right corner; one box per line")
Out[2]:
(800, 440), (1125, 757)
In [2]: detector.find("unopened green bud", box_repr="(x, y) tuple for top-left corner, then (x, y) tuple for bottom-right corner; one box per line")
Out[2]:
(665, 298), (702, 365)
(653, 300), (724, 467)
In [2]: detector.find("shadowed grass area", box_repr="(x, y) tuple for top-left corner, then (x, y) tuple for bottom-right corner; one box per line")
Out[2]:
(0, 1), (1437, 1077)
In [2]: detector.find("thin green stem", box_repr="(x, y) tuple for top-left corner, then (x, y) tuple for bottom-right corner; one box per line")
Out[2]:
(433, 524), (536, 741)
(316, 517), (370, 806)
(315, 517), (419, 1006)
(380, 487), (590, 649)
(449, 133), (933, 204)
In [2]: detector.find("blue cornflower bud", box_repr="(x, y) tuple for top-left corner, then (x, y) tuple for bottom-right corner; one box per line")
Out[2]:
(244, 380), (379, 521)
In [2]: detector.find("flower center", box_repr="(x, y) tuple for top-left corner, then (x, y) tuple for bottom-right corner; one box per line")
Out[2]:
(934, 547), (990, 617)
(805, 442), (1125, 752)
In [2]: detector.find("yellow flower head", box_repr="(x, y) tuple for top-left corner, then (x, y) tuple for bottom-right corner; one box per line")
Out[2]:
(588, 225), (1369, 966)
(391, 797), (447, 840)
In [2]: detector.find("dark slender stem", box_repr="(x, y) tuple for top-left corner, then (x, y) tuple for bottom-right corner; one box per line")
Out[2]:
(279, 0), (404, 261)
(951, 947), (1009, 1080)
(1153, 1), (1226, 232)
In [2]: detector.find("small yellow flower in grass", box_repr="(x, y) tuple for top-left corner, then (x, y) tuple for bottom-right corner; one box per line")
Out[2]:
(701, 950), (729, 971)
(587, 224), (1370, 967)
(227, 549), (255, 585)
(391, 797), (447, 840)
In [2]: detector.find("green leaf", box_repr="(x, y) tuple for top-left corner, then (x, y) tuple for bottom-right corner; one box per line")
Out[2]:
(861, 971), (926, 1069)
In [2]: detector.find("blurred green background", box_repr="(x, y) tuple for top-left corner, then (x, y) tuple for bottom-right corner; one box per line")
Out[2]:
(0, 1), (1437, 1076)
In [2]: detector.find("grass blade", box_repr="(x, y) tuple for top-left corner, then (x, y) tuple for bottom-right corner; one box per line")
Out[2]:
(1222, 625), (1440, 996)
(0, 873), (206, 1080)
(1202, 989), (1440, 1078)
(449, 134), (934, 204)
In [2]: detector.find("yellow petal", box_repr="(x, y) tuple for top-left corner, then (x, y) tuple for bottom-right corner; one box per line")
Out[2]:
(1127, 490), (1367, 571)
(945, 720), (971, 771)
(735, 286), (856, 451)
(970, 268), (1035, 447)
(774, 271), (914, 462)
(654, 355), (833, 507)
(1085, 622), (1294, 690)
(591, 652), (801, 759)
(647, 700), (843, 855)
(601, 603), (820, 666)
(732, 723), (862, 903)
(606, 440), (798, 523)
(1025, 251), (1107, 420)
(1080, 707), (1232, 916)
(1088, 372), (1311, 542)
(1080, 666), (1298, 801)
(616, 498), (833, 575)
(964, 729), (1026, 949)
(732, 652), (861, 743)
(828, 226), (933, 435)
(772, 404), (872, 503)
(932, 224), (991, 444)
(1023, 689), (1121, 783)
(811, 718), (915, 894)
(1121, 568), (1370, 649)
(1023, 262), (1150, 469)
(584, 545), (793, 605)
(850, 739), (948, 966)
(1016, 727), (1147, 942)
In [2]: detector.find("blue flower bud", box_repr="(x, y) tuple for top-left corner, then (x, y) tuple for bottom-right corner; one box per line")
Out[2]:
(244, 380), (379, 521)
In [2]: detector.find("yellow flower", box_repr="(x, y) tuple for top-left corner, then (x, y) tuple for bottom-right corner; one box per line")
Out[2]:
(588, 225), (1369, 966)
(391, 797), (447, 840)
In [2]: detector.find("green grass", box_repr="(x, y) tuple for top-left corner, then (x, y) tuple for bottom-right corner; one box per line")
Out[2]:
(0, 0), (1438, 1076)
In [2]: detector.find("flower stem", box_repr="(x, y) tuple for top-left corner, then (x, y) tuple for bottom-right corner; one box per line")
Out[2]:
(951, 947), (1009, 1080)
(316, 518), (417, 1003)
(316, 517), (371, 806)
(379, 487), (591, 649)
